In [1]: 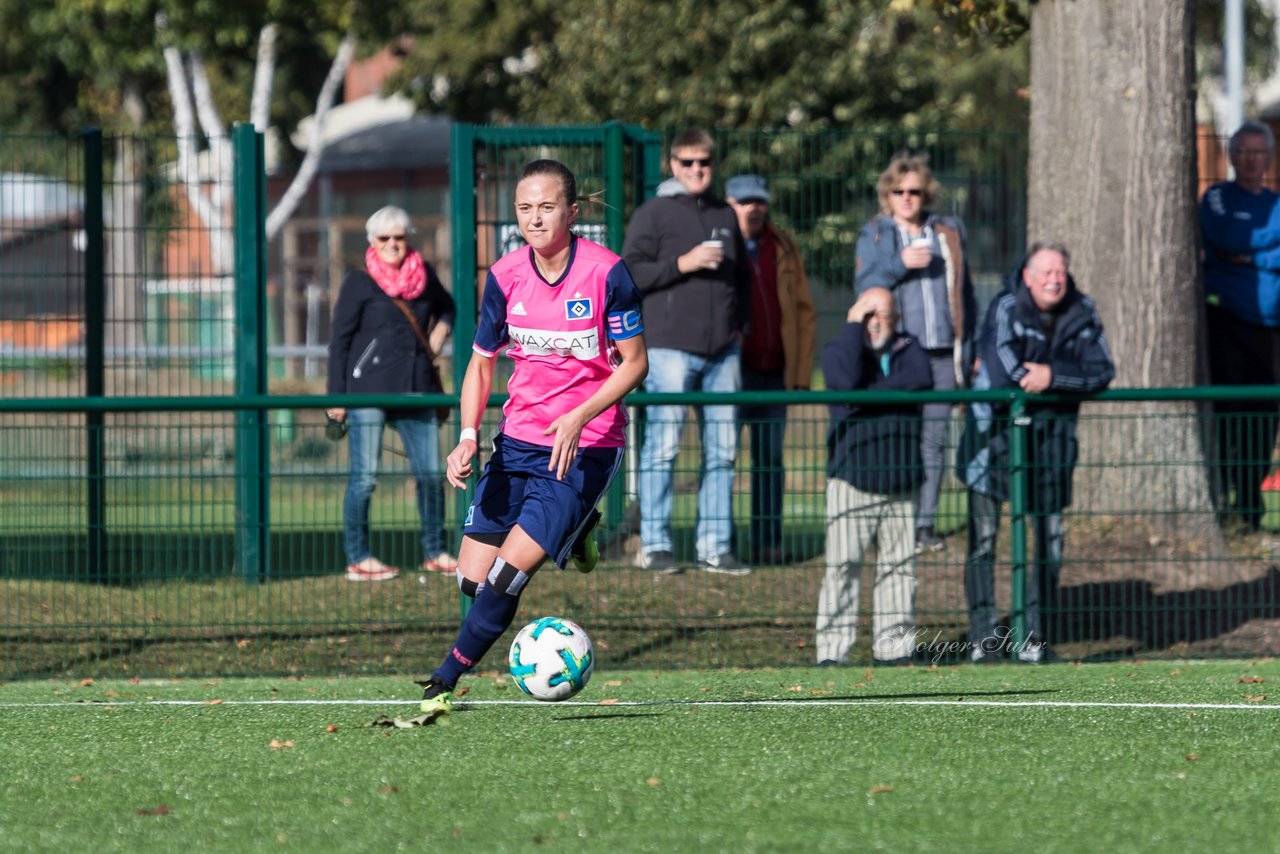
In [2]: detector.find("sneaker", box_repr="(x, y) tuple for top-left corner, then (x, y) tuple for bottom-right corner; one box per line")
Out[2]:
(346, 557), (399, 582)
(698, 552), (751, 576)
(970, 643), (1002, 664)
(417, 677), (454, 714)
(914, 527), (946, 555)
(1017, 642), (1048, 664)
(641, 549), (683, 575)
(421, 552), (459, 574)
(571, 508), (602, 574)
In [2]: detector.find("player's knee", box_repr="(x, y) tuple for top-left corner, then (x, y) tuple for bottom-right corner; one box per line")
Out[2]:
(456, 570), (480, 599)
(486, 557), (530, 597)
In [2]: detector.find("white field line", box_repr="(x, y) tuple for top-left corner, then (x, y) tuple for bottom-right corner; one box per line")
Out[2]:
(0, 698), (1278, 712)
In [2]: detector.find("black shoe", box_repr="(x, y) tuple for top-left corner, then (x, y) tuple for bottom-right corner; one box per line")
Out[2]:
(875, 656), (912, 667)
(915, 527), (946, 554)
(817, 659), (840, 667)
(642, 549), (682, 575)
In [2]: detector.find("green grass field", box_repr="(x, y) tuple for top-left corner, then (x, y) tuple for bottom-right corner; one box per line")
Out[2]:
(3, 660), (1279, 851)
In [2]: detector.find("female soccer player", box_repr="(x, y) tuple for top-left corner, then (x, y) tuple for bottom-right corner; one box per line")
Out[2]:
(419, 159), (648, 713)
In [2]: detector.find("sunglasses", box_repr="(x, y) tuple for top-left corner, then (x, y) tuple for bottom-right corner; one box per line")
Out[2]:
(890, 189), (924, 198)
(375, 234), (408, 243)
(676, 157), (713, 168)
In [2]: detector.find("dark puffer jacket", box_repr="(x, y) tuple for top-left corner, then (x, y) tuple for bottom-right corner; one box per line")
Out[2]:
(822, 321), (933, 495)
(956, 263), (1115, 512)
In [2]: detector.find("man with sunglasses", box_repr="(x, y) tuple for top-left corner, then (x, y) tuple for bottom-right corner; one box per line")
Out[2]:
(623, 128), (753, 576)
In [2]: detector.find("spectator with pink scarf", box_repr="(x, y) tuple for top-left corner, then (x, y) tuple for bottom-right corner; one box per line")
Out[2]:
(327, 206), (457, 581)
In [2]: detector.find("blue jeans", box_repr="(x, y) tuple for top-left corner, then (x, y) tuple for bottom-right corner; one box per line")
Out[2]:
(343, 408), (446, 564)
(638, 344), (740, 563)
(739, 365), (787, 555)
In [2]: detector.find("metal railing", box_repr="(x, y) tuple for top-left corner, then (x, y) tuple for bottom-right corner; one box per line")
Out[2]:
(0, 386), (1276, 677)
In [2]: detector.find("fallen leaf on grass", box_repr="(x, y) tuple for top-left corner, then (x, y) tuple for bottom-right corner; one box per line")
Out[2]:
(78, 678), (93, 687)
(1240, 676), (1265, 684)
(204, 699), (224, 706)
(605, 680), (622, 687)
(809, 690), (831, 696)
(325, 725), (338, 733)
(647, 777), (661, 786)
(379, 786), (398, 795)
(1186, 754), (1200, 762)
(269, 739), (294, 750)
(135, 805), (170, 816)
(1244, 694), (1268, 702)
(868, 785), (893, 794)
(370, 711), (450, 728)
(68, 775), (84, 783)
(597, 698), (620, 705)
(787, 685), (804, 692)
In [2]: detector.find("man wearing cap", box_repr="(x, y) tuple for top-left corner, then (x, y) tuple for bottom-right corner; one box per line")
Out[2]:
(727, 174), (818, 564)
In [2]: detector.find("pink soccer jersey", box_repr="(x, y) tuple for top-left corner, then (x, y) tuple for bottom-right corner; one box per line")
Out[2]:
(474, 236), (644, 448)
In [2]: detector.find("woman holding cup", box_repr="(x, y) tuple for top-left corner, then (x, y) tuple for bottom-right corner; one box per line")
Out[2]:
(854, 154), (975, 555)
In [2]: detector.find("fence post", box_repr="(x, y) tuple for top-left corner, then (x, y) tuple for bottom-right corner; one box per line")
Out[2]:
(449, 122), (478, 618)
(83, 128), (107, 582)
(232, 123), (270, 583)
(1008, 395), (1030, 650)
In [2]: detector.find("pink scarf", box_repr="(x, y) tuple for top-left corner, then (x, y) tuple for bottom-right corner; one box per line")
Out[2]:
(365, 246), (427, 300)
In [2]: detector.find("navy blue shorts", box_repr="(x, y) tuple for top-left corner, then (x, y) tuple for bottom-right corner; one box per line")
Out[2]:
(463, 433), (624, 568)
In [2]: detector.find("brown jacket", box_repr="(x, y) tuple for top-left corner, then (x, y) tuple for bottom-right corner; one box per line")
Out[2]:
(771, 225), (818, 389)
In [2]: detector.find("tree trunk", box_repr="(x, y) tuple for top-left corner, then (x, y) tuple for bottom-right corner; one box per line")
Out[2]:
(107, 82), (146, 367)
(1027, 0), (1217, 557)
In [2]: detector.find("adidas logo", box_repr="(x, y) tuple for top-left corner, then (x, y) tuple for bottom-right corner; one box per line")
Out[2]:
(511, 301), (527, 316)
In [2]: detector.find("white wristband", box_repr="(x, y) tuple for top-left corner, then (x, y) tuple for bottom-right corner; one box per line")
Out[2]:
(459, 427), (478, 444)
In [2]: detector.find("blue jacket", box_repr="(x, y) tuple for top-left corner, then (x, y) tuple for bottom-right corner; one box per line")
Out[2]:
(822, 322), (933, 494)
(956, 264), (1114, 511)
(854, 212), (976, 383)
(1200, 180), (1280, 327)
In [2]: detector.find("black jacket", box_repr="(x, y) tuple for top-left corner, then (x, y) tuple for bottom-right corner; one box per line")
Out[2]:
(956, 264), (1114, 511)
(822, 322), (933, 494)
(327, 266), (456, 401)
(622, 192), (751, 356)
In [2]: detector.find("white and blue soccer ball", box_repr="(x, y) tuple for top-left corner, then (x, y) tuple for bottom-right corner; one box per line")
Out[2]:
(508, 616), (594, 702)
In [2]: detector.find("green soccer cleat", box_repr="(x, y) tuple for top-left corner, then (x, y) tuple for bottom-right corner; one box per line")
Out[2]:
(571, 508), (602, 574)
(417, 677), (454, 714)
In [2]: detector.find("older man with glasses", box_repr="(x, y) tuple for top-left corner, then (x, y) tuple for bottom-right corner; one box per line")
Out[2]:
(1201, 119), (1280, 533)
(623, 128), (753, 576)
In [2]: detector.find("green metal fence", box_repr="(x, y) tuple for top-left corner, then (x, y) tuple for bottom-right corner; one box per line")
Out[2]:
(4, 127), (1278, 680)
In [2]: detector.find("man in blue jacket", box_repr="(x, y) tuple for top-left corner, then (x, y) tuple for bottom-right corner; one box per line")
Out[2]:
(957, 243), (1114, 663)
(816, 287), (932, 666)
(1200, 119), (1280, 532)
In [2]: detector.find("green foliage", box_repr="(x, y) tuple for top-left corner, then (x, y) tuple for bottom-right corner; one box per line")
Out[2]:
(0, 0), (372, 137)
(925, 0), (1030, 46)
(394, 0), (1030, 133)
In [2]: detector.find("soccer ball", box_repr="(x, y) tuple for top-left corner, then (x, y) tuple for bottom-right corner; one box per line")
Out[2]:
(508, 616), (595, 702)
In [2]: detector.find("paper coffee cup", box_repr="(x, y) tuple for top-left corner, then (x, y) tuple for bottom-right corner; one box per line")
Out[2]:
(701, 239), (724, 269)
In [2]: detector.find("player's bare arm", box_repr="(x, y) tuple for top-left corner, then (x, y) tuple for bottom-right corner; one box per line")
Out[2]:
(446, 351), (495, 489)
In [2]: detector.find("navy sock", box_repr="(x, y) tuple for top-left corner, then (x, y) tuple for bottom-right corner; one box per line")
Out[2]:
(433, 559), (526, 686)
